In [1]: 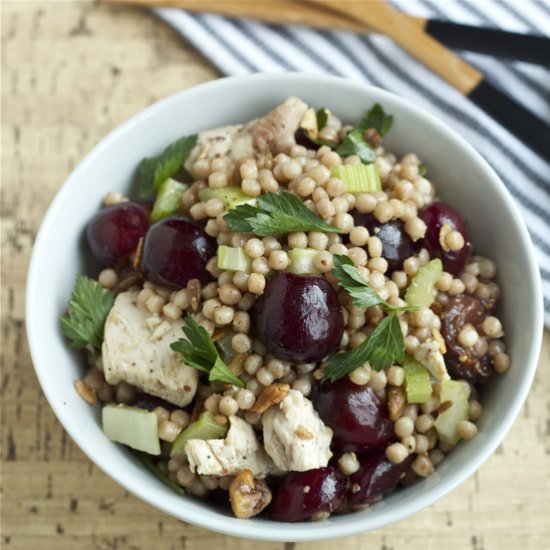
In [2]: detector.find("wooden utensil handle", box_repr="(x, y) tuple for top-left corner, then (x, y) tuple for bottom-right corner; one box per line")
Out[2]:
(105, 0), (427, 34)
(310, 0), (483, 95)
(105, 0), (364, 31)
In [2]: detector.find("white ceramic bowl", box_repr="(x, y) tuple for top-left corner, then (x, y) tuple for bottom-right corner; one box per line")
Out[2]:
(26, 73), (543, 541)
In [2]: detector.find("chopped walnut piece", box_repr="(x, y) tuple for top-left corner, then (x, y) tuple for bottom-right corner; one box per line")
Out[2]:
(363, 127), (382, 148)
(229, 469), (272, 519)
(387, 386), (406, 421)
(132, 237), (144, 271)
(115, 272), (142, 294)
(187, 278), (201, 312)
(212, 326), (230, 342)
(75, 380), (97, 404)
(432, 328), (447, 354)
(250, 383), (290, 414)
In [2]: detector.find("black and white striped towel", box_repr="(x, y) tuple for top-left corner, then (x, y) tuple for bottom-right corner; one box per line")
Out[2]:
(154, 0), (550, 326)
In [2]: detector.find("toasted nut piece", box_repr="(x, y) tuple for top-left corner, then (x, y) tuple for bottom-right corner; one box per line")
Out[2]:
(250, 383), (290, 413)
(132, 237), (144, 271)
(432, 328), (447, 354)
(363, 127), (381, 148)
(75, 380), (97, 404)
(229, 469), (272, 519)
(387, 386), (406, 421)
(212, 326), (230, 342)
(187, 278), (201, 312)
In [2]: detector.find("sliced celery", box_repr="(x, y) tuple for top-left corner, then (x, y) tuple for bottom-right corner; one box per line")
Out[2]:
(199, 186), (256, 210)
(150, 178), (188, 222)
(137, 452), (185, 495)
(403, 355), (432, 403)
(331, 164), (381, 194)
(287, 248), (322, 275)
(434, 379), (470, 445)
(102, 404), (161, 455)
(171, 411), (229, 457)
(405, 258), (443, 308)
(217, 245), (252, 272)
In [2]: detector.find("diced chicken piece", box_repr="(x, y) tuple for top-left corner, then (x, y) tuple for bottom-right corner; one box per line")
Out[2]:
(102, 291), (197, 407)
(262, 390), (333, 472)
(414, 338), (450, 381)
(184, 97), (308, 176)
(245, 96), (308, 155)
(185, 124), (244, 175)
(185, 416), (273, 478)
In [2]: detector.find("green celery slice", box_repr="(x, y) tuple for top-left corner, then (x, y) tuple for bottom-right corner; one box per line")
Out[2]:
(171, 411), (229, 457)
(198, 186), (256, 210)
(137, 452), (185, 495)
(331, 164), (381, 194)
(150, 178), (188, 222)
(217, 245), (252, 272)
(434, 379), (470, 445)
(405, 258), (443, 308)
(403, 355), (432, 404)
(102, 404), (161, 455)
(287, 248), (322, 275)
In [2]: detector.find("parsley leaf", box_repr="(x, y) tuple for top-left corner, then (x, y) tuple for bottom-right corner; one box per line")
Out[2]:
(224, 192), (341, 236)
(336, 128), (377, 164)
(332, 255), (418, 312)
(316, 107), (329, 130)
(358, 103), (394, 137)
(171, 314), (244, 387)
(60, 274), (115, 349)
(418, 163), (428, 177)
(323, 313), (404, 381)
(138, 134), (197, 199)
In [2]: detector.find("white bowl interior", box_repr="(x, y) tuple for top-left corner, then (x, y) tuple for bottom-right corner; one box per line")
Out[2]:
(26, 73), (543, 541)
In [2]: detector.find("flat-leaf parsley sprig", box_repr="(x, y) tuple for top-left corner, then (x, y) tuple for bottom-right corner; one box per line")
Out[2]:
(60, 274), (115, 349)
(323, 255), (417, 382)
(171, 314), (244, 387)
(332, 255), (418, 313)
(138, 134), (197, 199)
(323, 313), (404, 382)
(224, 191), (342, 236)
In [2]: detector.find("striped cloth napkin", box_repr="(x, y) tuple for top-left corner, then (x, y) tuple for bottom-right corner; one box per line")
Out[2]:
(154, 0), (550, 326)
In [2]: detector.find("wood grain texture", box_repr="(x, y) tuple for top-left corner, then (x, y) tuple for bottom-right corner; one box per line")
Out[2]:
(1, 2), (549, 549)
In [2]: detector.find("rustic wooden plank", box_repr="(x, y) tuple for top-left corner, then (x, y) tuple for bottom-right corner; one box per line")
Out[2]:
(1, 2), (549, 550)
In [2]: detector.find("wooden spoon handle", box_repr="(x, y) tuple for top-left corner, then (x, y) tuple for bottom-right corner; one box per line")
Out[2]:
(310, 0), (482, 95)
(105, 0), (425, 34)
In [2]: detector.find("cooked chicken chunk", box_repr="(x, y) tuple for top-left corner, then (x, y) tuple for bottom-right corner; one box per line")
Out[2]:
(414, 338), (449, 381)
(102, 291), (197, 407)
(185, 416), (273, 478)
(185, 97), (308, 176)
(246, 96), (308, 155)
(262, 390), (333, 472)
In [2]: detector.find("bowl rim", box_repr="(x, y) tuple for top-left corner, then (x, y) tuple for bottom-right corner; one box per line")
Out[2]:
(26, 72), (544, 541)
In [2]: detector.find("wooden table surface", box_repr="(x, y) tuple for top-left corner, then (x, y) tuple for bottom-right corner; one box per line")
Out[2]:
(2, 2), (549, 549)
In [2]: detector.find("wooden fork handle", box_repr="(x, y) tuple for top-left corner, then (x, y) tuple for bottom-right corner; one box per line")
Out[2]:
(105, 0), (426, 34)
(310, 0), (483, 95)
